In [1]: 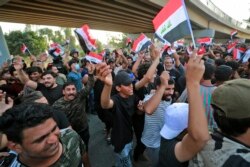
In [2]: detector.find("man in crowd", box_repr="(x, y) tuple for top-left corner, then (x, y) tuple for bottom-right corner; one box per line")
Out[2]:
(14, 61), (63, 105)
(53, 63), (95, 166)
(189, 78), (250, 166)
(0, 102), (88, 166)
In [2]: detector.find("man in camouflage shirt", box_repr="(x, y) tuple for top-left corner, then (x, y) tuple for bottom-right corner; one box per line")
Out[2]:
(53, 64), (95, 164)
(0, 103), (87, 167)
(189, 79), (250, 167)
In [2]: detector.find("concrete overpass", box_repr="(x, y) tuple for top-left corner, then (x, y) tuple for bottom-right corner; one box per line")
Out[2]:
(0, 0), (250, 40)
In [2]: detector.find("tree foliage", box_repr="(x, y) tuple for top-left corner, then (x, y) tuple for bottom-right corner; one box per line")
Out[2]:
(4, 30), (47, 56)
(108, 33), (126, 49)
(4, 24), (107, 58)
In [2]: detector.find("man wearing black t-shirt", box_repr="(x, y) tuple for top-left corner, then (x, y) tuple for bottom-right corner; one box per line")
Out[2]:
(14, 61), (63, 105)
(96, 66), (139, 167)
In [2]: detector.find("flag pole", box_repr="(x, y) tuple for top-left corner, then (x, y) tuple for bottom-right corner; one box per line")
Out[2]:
(182, 0), (196, 48)
(27, 48), (32, 56)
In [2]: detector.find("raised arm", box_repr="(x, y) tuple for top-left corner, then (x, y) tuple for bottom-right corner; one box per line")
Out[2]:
(14, 61), (38, 89)
(175, 50), (210, 162)
(144, 71), (169, 115)
(96, 63), (114, 109)
(135, 45), (160, 90)
(132, 52), (144, 76)
(116, 49), (128, 66)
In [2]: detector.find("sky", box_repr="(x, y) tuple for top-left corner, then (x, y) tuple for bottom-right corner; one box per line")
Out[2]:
(210, 0), (249, 21)
(0, 22), (122, 45)
(0, 0), (249, 43)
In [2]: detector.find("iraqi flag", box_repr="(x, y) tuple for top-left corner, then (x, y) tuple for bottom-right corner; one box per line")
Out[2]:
(227, 41), (237, 53)
(85, 52), (103, 64)
(152, 0), (192, 44)
(233, 47), (246, 60)
(230, 30), (238, 39)
(197, 37), (212, 45)
(48, 43), (64, 58)
(197, 45), (206, 55)
(126, 38), (132, 47)
(21, 43), (28, 54)
(74, 25), (96, 53)
(241, 49), (250, 63)
(132, 34), (152, 53)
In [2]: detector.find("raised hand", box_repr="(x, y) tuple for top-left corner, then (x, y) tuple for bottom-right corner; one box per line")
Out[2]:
(160, 71), (170, 88)
(186, 49), (205, 85)
(13, 59), (23, 71)
(116, 48), (123, 56)
(149, 44), (160, 60)
(95, 63), (113, 86)
(0, 90), (13, 116)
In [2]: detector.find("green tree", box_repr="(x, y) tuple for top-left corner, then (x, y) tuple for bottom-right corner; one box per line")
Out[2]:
(24, 24), (32, 32)
(108, 33), (126, 49)
(51, 30), (64, 44)
(38, 28), (53, 41)
(5, 30), (47, 56)
(63, 27), (77, 51)
(95, 39), (104, 53)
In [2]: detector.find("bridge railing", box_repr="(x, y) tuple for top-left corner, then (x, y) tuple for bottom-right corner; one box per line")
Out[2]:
(199, 0), (247, 29)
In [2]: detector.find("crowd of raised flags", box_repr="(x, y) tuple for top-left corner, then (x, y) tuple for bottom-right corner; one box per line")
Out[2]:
(19, 0), (250, 67)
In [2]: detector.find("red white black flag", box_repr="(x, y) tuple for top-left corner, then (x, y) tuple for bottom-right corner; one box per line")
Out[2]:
(21, 43), (28, 54)
(132, 34), (152, 53)
(74, 25), (96, 53)
(85, 52), (103, 64)
(197, 37), (213, 45)
(230, 30), (238, 39)
(152, 0), (192, 44)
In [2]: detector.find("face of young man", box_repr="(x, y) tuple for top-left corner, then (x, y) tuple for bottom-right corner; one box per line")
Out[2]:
(162, 84), (175, 101)
(17, 118), (61, 160)
(43, 74), (56, 88)
(30, 72), (42, 82)
(116, 83), (133, 98)
(63, 84), (77, 101)
(51, 66), (59, 75)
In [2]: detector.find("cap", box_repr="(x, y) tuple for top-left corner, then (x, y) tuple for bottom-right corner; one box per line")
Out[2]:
(211, 79), (250, 119)
(214, 65), (233, 82)
(114, 70), (134, 86)
(160, 103), (189, 140)
(70, 49), (79, 57)
(107, 58), (115, 64)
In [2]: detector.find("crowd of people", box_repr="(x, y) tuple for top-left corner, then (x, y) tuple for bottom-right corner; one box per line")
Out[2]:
(0, 39), (250, 167)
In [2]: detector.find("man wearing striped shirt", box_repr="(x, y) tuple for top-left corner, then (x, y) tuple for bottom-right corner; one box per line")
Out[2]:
(141, 71), (175, 167)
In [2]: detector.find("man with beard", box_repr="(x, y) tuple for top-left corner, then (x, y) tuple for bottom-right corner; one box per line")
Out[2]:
(0, 102), (88, 167)
(53, 63), (95, 167)
(140, 71), (175, 167)
(14, 61), (63, 105)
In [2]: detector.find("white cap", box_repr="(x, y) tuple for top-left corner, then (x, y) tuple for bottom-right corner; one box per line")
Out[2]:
(160, 103), (189, 140)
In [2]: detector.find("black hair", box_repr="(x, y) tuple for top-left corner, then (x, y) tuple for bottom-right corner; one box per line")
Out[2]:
(213, 107), (250, 137)
(26, 66), (43, 76)
(137, 62), (151, 80)
(203, 62), (215, 80)
(62, 82), (76, 90)
(215, 58), (226, 67)
(42, 70), (57, 78)
(0, 103), (53, 144)
(155, 75), (175, 86)
(8, 65), (16, 76)
(225, 61), (239, 71)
